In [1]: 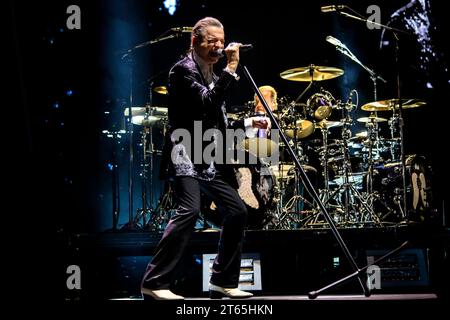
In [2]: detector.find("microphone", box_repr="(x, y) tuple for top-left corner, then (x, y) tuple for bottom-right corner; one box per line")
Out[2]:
(326, 35), (347, 49)
(216, 44), (253, 57)
(321, 5), (345, 12)
(171, 27), (193, 33)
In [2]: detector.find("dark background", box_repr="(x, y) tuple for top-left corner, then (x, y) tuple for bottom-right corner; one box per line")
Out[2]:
(9, 0), (449, 301)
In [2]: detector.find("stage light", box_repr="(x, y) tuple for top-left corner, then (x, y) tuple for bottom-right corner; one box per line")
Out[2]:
(163, 0), (177, 16)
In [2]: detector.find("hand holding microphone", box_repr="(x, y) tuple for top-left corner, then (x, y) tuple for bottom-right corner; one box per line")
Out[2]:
(218, 43), (253, 73)
(216, 43), (253, 57)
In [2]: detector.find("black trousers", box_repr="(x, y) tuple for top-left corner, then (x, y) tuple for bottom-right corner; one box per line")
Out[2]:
(141, 175), (248, 290)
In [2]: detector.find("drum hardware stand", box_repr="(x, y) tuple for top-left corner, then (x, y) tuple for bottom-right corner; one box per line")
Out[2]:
(364, 115), (379, 195)
(328, 7), (411, 222)
(133, 115), (154, 229)
(290, 65), (317, 107)
(119, 51), (140, 231)
(102, 129), (126, 231)
(242, 64), (388, 298)
(325, 102), (380, 225)
(388, 115), (400, 161)
(306, 123), (338, 227)
(133, 82), (164, 230)
(149, 180), (175, 231)
(277, 8), (412, 298)
(119, 28), (189, 231)
(277, 192), (315, 229)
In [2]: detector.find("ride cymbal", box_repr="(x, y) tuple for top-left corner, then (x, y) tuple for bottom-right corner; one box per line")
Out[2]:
(124, 106), (168, 117)
(361, 98), (426, 111)
(280, 65), (344, 82)
(357, 116), (388, 123)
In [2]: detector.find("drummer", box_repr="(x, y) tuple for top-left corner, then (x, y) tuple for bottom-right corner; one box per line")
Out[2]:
(243, 85), (278, 138)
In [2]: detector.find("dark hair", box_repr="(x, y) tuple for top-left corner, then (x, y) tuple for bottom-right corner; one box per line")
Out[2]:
(190, 17), (223, 48)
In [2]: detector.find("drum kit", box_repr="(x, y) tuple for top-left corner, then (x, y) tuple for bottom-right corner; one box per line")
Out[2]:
(121, 64), (428, 231)
(230, 64), (429, 230)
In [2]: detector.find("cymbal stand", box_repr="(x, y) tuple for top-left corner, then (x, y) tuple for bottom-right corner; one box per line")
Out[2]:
(304, 8), (411, 298)
(388, 114), (400, 161)
(305, 119), (334, 227)
(318, 125), (332, 203)
(118, 28), (189, 231)
(323, 103), (379, 225)
(365, 116), (378, 195)
(134, 123), (152, 227)
(102, 129), (126, 231)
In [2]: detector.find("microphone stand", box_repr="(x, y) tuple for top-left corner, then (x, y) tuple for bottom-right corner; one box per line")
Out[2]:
(332, 8), (412, 221)
(331, 41), (386, 197)
(240, 64), (369, 297)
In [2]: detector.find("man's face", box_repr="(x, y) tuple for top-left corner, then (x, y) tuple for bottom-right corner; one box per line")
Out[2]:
(195, 26), (225, 65)
(255, 89), (275, 113)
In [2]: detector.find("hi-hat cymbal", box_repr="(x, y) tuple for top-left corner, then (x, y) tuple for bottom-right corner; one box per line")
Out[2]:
(227, 112), (245, 120)
(280, 65), (344, 82)
(315, 119), (343, 129)
(355, 131), (368, 138)
(124, 106), (168, 117)
(154, 86), (168, 95)
(241, 138), (278, 158)
(285, 119), (315, 139)
(357, 116), (387, 123)
(361, 98), (426, 111)
(129, 115), (167, 127)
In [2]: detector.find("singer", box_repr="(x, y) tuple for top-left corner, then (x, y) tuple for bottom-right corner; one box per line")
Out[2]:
(140, 16), (253, 300)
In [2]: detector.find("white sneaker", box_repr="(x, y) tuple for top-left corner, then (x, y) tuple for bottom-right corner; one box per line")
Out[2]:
(209, 283), (253, 299)
(141, 287), (184, 300)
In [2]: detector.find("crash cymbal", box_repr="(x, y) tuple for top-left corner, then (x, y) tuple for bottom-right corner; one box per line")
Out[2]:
(357, 116), (388, 123)
(280, 65), (344, 82)
(361, 98), (426, 111)
(154, 86), (168, 95)
(316, 119), (343, 129)
(124, 106), (168, 117)
(241, 137), (278, 158)
(285, 119), (315, 139)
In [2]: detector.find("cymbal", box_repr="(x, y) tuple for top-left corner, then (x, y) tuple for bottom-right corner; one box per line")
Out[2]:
(124, 106), (168, 117)
(316, 119), (343, 129)
(129, 115), (166, 127)
(227, 111), (248, 120)
(361, 98), (426, 111)
(357, 116), (388, 123)
(280, 65), (344, 82)
(355, 131), (368, 138)
(285, 119), (315, 139)
(154, 86), (168, 95)
(241, 137), (278, 158)
(270, 162), (317, 179)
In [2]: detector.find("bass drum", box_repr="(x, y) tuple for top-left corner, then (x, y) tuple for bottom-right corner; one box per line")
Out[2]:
(369, 155), (433, 222)
(201, 163), (276, 230)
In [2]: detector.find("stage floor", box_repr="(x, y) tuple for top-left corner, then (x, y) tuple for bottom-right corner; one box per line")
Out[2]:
(59, 223), (449, 301)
